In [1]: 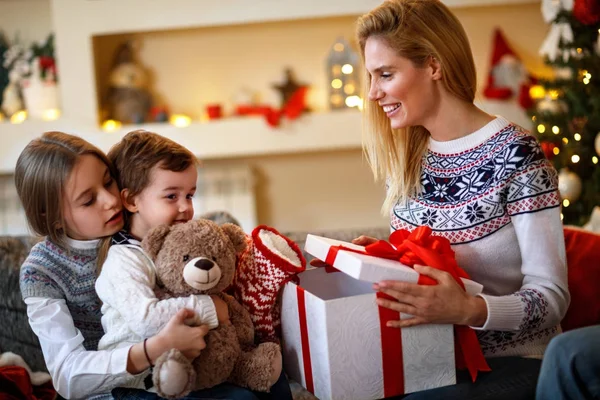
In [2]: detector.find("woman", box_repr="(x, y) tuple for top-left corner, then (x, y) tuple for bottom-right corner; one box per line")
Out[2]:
(354, 0), (569, 398)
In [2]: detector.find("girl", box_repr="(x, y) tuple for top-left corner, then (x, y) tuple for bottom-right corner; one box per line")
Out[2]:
(16, 131), (211, 399)
(354, 1), (569, 398)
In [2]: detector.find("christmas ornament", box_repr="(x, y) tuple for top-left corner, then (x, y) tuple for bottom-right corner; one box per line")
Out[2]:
(539, 22), (574, 62)
(558, 168), (582, 202)
(537, 95), (568, 114)
(541, 0), (573, 23)
(554, 67), (573, 80)
(484, 29), (530, 100)
(573, 0), (600, 25)
(540, 141), (557, 160)
(326, 37), (361, 110)
(595, 132), (600, 156)
(272, 68), (307, 109)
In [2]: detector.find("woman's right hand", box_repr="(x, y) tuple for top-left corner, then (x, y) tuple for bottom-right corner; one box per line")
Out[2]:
(309, 235), (380, 267)
(153, 309), (209, 360)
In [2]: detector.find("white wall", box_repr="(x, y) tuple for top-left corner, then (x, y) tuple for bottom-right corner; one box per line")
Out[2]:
(0, 0), (52, 44)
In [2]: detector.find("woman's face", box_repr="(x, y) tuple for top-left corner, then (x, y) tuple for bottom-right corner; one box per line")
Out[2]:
(365, 36), (439, 130)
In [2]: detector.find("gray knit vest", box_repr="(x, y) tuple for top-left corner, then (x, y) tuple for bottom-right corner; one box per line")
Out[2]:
(20, 239), (103, 351)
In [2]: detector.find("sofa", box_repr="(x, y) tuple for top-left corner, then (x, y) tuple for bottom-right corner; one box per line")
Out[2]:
(1, 226), (599, 398)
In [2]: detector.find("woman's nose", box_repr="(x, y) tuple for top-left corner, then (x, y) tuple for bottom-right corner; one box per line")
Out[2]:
(368, 80), (382, 101)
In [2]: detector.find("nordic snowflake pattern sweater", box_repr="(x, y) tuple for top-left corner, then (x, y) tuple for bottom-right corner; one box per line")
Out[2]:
(391, 117), (570, 358)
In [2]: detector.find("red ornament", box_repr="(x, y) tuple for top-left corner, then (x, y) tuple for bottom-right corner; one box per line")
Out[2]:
(518, 83), (534, 109)
(540, 141), (557, 160)
(573, 0), (600, 25)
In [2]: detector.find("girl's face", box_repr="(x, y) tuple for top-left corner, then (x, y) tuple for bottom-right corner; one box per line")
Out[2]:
(61, 154), (124, 240)
(365, 36), (440, 130)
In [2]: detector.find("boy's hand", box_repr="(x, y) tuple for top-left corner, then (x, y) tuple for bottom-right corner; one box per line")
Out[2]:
(151, 309), (209, 362)
(211, 295), (230, 324)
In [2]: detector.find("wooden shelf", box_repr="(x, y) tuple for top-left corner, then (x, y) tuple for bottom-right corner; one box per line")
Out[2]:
(0, 109), (363, 173)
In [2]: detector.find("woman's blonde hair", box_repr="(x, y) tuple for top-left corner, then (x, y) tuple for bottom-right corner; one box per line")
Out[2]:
(356, 0), (477, 214)
(14, 131), (116, 269)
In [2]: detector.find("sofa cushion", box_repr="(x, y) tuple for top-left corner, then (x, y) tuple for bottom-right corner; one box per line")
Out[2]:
(561, 227), (600, 332)
(0, 236), (46, 372)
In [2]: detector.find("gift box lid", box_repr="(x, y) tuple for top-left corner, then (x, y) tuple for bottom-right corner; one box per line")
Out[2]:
(305, 234), (483, 296)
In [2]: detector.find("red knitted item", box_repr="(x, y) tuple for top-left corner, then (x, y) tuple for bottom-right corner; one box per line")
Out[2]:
(233, 225), (306, 343)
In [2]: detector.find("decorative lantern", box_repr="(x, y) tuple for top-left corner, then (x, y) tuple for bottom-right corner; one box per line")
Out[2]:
(326, 37), (361, 110)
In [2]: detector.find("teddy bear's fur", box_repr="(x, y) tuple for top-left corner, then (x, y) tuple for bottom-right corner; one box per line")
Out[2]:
(142, 219), (282, 399)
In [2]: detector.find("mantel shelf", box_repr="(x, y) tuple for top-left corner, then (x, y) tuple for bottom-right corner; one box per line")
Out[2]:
(0, 109), (363, 174)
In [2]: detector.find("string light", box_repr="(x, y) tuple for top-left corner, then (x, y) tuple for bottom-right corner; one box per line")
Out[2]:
(593, 156), (599, 164)
(553, 147), (560, 155)
(563, 199), (570, 207)
(331, 79), (343, 89)
(548, 90), (560, 100)
(42, 109), (60, 121)
(341, 64), (354, 74)
(574, 133), (581, 141)
(562, 137), (569, 144)
(571, 154), (580, 163)
(537, 124), (546, 133)
(102, 119), (121, 132)
(333, 42), (345, 52)
(561, 213), (564, 221)
(577, 48), (583, 54)
(345, 95), (363, 108)
(10, 111), (27, 124)
(169, 114), (191, 128)
(532, 115), (537, 122)
(529, 85), (546, 100)
(552, 126), (560, 134)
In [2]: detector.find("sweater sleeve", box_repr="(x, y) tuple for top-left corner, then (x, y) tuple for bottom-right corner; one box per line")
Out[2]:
(95, 245), (218, 340)
(476, 143), (570, 331)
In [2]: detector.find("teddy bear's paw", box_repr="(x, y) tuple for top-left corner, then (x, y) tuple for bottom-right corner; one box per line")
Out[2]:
(153, 349), (196, 399)
(231, 342), (282, 392)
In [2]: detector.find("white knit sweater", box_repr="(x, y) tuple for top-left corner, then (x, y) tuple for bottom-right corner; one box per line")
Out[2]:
(95, 236), (218, 352)
(391, 117), (570, 358)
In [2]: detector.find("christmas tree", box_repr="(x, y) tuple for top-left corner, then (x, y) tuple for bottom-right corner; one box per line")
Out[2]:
(528, 0), (600, 226)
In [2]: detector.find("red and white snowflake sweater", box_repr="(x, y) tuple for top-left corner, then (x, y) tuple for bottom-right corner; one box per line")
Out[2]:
(391, 116), (570, 358)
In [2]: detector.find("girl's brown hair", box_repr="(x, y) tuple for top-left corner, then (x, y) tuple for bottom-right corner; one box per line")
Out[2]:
(14, 131), (116, 268)
(356, 0), (477, 214)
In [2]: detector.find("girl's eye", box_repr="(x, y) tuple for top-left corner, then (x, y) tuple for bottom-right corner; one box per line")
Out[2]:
(186, 193), (194, 200)
(104, 178), (114, 188)
(183, 255), (190, 262)
(166, 194), (176, 200)
(83, 197), (94, 207)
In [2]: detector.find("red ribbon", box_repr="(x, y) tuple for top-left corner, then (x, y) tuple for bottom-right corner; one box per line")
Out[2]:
(324, 226), (491, 382)
(296, 286), (314, 394)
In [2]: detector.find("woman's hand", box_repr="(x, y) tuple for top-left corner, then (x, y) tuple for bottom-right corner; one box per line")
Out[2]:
(309, 235), (380, 267)
(374, 265), (488, 328)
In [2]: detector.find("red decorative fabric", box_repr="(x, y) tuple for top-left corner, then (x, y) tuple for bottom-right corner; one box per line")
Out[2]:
(0, 366), (56, 400)
(561, 227), (600, 332)
(232, 225), (306, 343)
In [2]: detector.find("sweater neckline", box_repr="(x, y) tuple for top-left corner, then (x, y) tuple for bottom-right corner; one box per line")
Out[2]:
(64, 236), (101, 254)
(428, 116), (510, 155)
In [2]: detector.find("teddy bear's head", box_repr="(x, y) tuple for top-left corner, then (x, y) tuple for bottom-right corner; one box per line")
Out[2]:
(142, 219), (247, 296)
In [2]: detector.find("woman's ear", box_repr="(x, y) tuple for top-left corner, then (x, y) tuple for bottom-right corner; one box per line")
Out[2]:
(121, 189), (138, 213)
(429, 56), (442, 81)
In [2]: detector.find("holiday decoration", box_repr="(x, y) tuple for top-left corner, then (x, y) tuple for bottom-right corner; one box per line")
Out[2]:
(272, 68), (307, 110)
(0, 34), (9, 110)
(105, 40), (152, 124)
(558, 168), (583, 201)
(529, 0), (600, 225)
(483, 29), (531, 101)
(326, 37), (361, 110)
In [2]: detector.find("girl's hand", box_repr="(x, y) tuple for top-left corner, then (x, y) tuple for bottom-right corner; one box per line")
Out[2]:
(154, 309), (209, 360)
(374, 265), (487, 328)
(309, 235), (380, 268)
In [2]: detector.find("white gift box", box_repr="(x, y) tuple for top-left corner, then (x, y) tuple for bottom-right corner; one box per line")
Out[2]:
(281, 234), (483, 400)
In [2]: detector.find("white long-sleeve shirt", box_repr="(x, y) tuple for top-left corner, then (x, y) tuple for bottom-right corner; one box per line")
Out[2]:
(95, 240), (218, 351)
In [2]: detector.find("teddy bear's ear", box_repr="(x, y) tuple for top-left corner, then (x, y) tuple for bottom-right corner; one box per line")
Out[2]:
(221, 223), (248, 255)
(141, 224), (172, 260)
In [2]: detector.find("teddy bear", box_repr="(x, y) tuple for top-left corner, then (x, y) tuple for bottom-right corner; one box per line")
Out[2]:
(141, 219), (282, 399)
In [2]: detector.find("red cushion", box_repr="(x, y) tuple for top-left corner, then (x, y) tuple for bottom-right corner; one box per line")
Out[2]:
(561, 227), (600, 332)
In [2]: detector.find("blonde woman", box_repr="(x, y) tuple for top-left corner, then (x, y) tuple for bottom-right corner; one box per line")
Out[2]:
(355, 0), (569, 398)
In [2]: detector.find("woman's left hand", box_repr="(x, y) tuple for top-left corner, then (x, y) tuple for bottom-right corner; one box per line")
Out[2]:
(374, 264), (487, 328)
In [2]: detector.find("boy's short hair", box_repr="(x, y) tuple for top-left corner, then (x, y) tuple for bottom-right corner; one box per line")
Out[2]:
(107, 130), (198, 201)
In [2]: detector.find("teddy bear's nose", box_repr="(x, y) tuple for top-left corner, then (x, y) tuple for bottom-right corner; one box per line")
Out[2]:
(194, 259), (214, 271)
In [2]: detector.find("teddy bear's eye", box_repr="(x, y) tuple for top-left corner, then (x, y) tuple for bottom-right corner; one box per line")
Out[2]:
(212, 256), (217, 262)
(183, 255), (190, 262)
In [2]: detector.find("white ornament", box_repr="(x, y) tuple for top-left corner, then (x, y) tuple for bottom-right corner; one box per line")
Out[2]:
(555, 67), (573, 80)
(595, 132), (600, 156)
(584, 206), (600, 233)
(539, 22), (574, 62)
(558, 168), (582, 202)
(1, 70), (23, 117)
(541, 0), (574, 23)
(537, 95), (567, 114)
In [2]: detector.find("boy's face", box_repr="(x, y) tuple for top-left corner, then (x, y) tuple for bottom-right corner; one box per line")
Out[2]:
(124, 164), (197, 239)
(62, 154), (124, 240)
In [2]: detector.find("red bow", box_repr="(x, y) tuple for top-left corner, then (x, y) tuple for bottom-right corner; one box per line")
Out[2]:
(323, 226), (491, 381)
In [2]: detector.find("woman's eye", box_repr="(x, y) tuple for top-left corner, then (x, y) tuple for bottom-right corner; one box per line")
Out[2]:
(183, 255), (190, 262)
